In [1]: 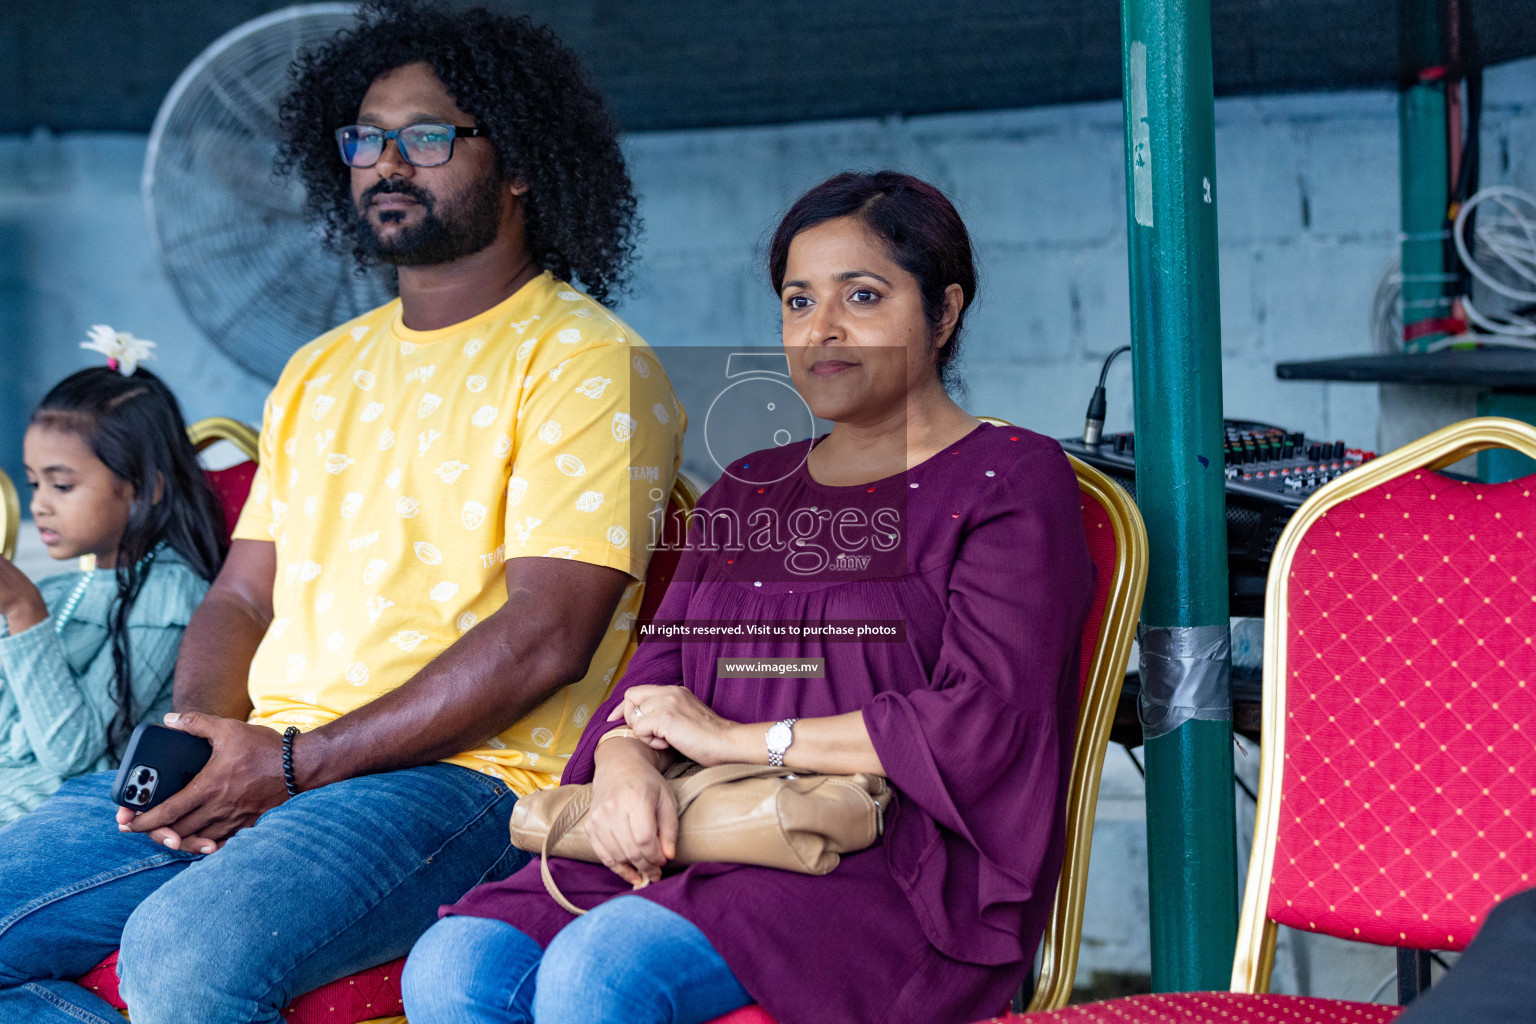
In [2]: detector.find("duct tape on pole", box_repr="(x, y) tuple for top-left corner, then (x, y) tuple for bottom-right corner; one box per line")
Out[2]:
(1138, 625), (1232, 740)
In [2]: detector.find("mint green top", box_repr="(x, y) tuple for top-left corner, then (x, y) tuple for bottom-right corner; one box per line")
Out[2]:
(0, 548), (209, 824)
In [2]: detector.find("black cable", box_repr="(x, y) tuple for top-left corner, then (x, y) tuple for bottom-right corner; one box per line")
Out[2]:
(1124, 745), (1145, 777)
(1098, 345), (1131, 388)
(1083, 345), (1131, 444)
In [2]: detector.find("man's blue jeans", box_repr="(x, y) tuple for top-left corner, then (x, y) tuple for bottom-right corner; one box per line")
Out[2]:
(401, 896), (751, 1024)
(0, 763), (524, 1024)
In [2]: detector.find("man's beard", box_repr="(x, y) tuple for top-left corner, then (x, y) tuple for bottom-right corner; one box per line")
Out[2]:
(353, 172), (504, 267)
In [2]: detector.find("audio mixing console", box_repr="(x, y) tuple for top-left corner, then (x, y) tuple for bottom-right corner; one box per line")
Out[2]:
(1060, 420), (1377, 614)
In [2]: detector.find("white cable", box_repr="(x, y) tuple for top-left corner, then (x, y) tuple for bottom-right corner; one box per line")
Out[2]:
(1451, 186), (1536, 342)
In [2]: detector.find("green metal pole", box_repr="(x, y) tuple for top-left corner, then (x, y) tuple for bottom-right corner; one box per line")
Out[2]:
(1399, 0), (1450, 352)
(1119, 0), (1239, 993)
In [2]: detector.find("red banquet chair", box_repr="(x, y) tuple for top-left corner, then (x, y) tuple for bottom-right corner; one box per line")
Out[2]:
(998, 416), (1536, 1024)
(74, 474), (701, 1024)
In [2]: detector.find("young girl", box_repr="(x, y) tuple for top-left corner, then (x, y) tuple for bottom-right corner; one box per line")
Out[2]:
(0, 357), (227, 825)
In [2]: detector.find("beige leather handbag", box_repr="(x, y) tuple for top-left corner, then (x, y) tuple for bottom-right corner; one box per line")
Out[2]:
(509, 762), (893, 914)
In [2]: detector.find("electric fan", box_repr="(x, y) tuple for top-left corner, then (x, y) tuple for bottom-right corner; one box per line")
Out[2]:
(143, 3), (395, 384)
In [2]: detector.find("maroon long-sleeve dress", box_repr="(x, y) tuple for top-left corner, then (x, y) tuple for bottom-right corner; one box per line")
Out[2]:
(446, 422), (1095, 1024)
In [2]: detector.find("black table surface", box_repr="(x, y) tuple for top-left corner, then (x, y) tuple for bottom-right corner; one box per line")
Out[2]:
(1276, 350), (1536, 389)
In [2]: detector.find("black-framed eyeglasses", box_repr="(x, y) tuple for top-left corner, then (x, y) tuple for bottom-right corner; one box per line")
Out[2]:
(334, 122), (487, 168)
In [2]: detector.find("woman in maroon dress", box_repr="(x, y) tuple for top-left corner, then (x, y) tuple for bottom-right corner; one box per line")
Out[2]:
(401, 171), (1095, 1024)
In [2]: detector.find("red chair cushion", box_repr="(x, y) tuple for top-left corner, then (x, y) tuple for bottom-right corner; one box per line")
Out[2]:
(988, 992), (1402, 1022)
(76, 950), (407, 1023)
(1274, 469), (1536, 950)
(206, 461), (258, 542)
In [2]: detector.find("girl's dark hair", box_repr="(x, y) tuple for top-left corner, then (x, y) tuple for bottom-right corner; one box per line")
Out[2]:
(32, 367), (228, 755)
(276, 0), (639, 303)
(768, 171), (978, 393)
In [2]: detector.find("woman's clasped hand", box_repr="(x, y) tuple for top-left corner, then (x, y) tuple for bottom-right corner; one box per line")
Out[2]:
(585, 727), (678, 887)
(588, 684), (776, 886)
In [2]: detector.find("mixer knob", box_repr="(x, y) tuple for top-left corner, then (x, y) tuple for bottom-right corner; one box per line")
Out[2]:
(1333, 441), (1345, 459)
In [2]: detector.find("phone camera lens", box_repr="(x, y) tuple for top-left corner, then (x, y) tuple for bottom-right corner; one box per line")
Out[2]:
(136, 769), (152, 785)
(124, 785), (139, 802)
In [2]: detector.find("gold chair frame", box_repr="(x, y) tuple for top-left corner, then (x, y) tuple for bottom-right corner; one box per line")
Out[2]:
(976, 418), (1150, 1011)
(187, 417), (260, 462)
(0, 467), (19, 562)
(1232, 416), (1536, 993)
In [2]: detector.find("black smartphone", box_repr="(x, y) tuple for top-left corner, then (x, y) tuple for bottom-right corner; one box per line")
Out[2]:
(111, 722), (213, 812)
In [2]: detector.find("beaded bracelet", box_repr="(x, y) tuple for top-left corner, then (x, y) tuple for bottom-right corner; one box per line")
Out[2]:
(281, 726), (300, 796)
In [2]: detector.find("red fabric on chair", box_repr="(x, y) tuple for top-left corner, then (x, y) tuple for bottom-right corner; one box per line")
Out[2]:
(278, 958), (406, 1023)
(1078, 495), (1116, 697)
(206, 461), (258, 542)
(991, 992), (1402, 1023)
(74, 952), (119, 1007)
(74, 949), (409, 1022)
(1271, 469), (1536, 951)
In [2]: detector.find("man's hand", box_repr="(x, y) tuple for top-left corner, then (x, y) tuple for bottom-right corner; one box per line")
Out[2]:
(117, 713), (288, 852)
(0, 556), (48, 635)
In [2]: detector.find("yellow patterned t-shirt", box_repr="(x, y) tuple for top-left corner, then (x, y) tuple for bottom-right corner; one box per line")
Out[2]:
(232, 272), (684, 794)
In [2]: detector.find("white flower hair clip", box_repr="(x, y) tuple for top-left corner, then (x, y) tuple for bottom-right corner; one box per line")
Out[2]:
(81, 325), (157, 376)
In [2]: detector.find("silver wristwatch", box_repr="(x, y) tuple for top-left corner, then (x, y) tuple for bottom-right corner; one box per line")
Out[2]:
(766, 718), (797, 767)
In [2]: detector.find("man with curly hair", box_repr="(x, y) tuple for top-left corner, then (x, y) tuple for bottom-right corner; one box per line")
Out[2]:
(0, 5), (684, 1022)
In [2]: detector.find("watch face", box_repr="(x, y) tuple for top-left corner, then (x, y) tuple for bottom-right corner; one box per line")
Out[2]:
(766, 723), (792, 750)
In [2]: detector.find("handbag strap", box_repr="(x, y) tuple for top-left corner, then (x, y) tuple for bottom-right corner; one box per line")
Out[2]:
(670, 763), (798, 814)
(540, 787), (596, 916)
